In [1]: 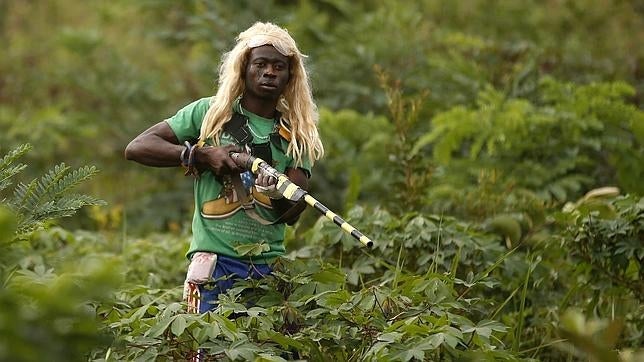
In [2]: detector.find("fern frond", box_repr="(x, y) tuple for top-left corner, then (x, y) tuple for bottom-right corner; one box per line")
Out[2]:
(49, 165), (99, 199)
(21, 163), (71, 212)
(0, 144), (32, 193)
(10, 180), (39, 211)
(9, 164), (100, 213)
(37, 195), (105, 219)
(28, 163), (70, 210)
(9, 163), (105, 238)
(0, 144), (32, 169)
(15, 194), (106, 236)
(2, 143), (104, 240)
(0, 164), (28, 193)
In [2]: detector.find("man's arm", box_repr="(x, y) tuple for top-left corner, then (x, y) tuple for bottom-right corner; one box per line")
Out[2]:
(125, 121), (242, 174)
(124, 121), (183, 167)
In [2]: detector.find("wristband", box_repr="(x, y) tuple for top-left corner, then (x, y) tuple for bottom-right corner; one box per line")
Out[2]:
(181, 141), (200, 178)
(180, 141), (191, 167)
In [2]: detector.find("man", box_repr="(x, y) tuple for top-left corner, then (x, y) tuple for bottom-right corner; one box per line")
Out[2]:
(125, 22), (324, 313)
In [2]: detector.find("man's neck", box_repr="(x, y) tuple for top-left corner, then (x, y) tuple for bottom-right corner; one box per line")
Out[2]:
(240, 97), (278, 119)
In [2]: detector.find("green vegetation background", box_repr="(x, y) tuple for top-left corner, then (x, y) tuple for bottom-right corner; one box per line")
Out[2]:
(0, 1), (642, 361)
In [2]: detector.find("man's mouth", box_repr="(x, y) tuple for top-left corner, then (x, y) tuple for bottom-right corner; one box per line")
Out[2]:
(260, 83), (277, 89)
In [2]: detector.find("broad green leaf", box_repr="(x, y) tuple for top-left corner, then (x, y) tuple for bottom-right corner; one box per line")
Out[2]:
(170, 315), (187, 336)
(377, 331), (403, 343)
(255, 354), (288, 362)
(260, 330), (305, 349)
(312, 268), (346, 284)
(145, 314), (175, 338)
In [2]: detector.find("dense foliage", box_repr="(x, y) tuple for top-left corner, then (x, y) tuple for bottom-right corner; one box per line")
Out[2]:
(1, 1), (642, 361)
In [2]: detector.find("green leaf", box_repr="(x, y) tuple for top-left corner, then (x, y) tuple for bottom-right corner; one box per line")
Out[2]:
(463, 320), (507, 340)
(170, 314), (187, 336)
(0, 205), (17, 243)
(377, 331), (403, 343)
(260, 330), (305, 349)
(224, 340), (261, 360)
(145, 314), (175, 338)
(256, 354), (288, 362)
(312, 268), (346, 284)
(392, 343), (426, 361)
(316, 290), (351, 309)
(234, 242), (271, 256)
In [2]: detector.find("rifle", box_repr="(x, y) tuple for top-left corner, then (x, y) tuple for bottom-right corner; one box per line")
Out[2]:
(230, 152), (374, 248)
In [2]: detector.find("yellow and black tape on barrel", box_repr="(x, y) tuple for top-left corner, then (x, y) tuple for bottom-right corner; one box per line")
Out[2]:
(276, 175), (300, 200)
(251, 158), (264, 174)
(252, 158), (301, 201)
(303, 195), (373, 248)
(234, 152), (374, 248)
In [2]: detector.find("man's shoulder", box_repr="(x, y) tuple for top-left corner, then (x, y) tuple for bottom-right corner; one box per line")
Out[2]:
(189, 96), (213, 111)
(173, 97), (212, 121)
(165, 97), (213, 140)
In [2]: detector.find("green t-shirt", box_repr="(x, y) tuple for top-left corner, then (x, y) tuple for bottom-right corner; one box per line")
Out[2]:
(166, 97), (311, 263)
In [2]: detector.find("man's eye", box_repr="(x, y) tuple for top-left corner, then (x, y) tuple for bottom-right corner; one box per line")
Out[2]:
(255, 62), (266, 67)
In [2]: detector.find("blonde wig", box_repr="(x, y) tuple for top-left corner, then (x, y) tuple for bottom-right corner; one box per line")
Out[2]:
(199, 22), (324, 167)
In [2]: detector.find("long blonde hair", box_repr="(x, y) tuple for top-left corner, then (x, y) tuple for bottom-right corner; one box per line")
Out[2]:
(199, 22), (324, 167)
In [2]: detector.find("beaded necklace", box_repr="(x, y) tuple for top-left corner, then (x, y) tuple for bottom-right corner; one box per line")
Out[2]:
(238, 103), (276, 142)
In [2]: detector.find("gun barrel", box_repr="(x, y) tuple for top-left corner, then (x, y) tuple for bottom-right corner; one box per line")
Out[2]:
(230, 152), (374, 248)
(303, 194), (373, 248)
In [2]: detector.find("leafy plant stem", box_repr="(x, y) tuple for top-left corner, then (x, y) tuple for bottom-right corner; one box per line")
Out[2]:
(513, 252), (535, 352)
(448, 246), (461, 289)
(393, 242), (404, 290)
(428, 214), (443, 275)
(457, 245), (520, 300)
(489, 286), (520, 320)
(519, 339), (568, 356)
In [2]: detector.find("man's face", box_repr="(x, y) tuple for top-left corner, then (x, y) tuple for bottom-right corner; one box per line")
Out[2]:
(244, 45), (290, 101)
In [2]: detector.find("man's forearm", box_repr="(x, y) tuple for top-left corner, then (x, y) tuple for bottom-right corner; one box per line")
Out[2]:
(124, 121), (184, 167)
(125, 136), (184, 167)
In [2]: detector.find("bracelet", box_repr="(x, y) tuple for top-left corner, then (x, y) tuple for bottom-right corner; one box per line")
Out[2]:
(180, 141), (200, 178)
(186, 145), (199, 177)
(180, 141), (191, 167)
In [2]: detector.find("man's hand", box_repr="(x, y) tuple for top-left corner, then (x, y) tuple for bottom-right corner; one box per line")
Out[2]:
(196, 144), (244, 176)
(254, 168), (283, 199)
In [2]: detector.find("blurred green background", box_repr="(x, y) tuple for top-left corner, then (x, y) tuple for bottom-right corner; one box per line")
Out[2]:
(2, 0), (642, 234)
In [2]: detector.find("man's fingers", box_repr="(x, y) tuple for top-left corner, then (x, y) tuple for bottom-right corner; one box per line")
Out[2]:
(218, 145), (241, 171)
(225, 157), (240, 172)
(256, 170), (276, 186)
(257, 172), (267, 186)
(253, 172), (283, 199)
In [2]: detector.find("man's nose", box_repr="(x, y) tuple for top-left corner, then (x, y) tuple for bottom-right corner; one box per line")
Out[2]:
(263, 65), (277, 77)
